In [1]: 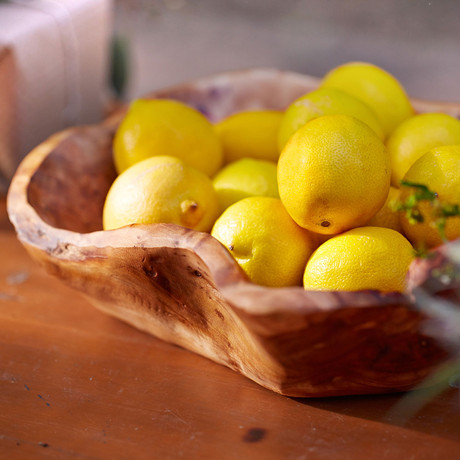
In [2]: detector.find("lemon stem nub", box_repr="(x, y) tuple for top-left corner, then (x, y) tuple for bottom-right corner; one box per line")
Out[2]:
(180, 200), (201, 227)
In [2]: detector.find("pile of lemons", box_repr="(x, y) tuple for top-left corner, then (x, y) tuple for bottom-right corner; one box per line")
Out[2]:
(103, 62), (460, 293)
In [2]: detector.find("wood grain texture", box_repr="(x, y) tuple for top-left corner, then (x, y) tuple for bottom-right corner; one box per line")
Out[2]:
(1, 215), (460, 459)
(6, 69), (460, 397)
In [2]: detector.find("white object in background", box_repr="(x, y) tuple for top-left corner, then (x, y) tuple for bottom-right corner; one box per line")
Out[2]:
(0, 0), (113, 191)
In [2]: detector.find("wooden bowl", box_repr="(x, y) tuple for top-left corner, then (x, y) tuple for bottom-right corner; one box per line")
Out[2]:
(7, 69), (460, 397)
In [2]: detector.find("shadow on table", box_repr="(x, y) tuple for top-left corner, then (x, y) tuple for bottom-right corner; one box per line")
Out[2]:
(293, 380), (460, 442)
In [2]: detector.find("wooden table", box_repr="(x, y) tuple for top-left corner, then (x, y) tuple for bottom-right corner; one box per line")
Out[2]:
(1, 196), (459, 459)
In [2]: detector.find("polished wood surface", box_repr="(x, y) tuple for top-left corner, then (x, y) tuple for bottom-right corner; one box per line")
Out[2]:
(1, 197), (459, 458)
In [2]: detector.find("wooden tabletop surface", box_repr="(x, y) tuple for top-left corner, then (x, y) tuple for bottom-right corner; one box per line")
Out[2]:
(1, 196), (459, 459)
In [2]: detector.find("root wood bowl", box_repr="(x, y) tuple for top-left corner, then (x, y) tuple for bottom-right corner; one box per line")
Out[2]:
(7, 69), (460, 397)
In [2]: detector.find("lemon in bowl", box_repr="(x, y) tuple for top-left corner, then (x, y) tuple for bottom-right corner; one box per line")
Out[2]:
(303, 226), (414, 293)
(278, 87), (384, 150)
(215, 110), (283, 163)
(387, 113), (460, 187)
(212, 158), (279, 212)
(113, 99), (223, 177)
(321, 61), (414, 138)
(103, 155), (220, 232)
(211, 197), (317, 287)
(278, 114), (390, 235)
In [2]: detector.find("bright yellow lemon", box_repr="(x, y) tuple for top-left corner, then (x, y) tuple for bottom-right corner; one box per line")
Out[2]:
(215, 110), (283, 163)
(387, 113), (460, 187)
(113, 99), (223, 176)
(321, 61), (414, 138)
(103, 156), (219, 232)
(211, 197), (317, 287)
(303, 227), (414, 293)
(278, 87), (384, 150)
(278, 115), (390, 235)
(212, 158), (279, 212)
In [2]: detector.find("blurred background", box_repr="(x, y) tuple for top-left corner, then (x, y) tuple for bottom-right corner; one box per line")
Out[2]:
(1, 0), (459, 192)
(113, 0), (460, 102)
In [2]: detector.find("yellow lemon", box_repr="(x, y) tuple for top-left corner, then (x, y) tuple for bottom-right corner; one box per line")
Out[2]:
(367, 186), (404, 233)
(215, 110), (283, 163)
(211, 197), (317, 287)
(278, 115), (390, 235)
(212, 158), (279, 212)
(103, 156), (219, 232)
(113, 99), (223, 176)
(278, 87), (384, 150)
(303, 227), (414, 293)
(321, 61), (414, 138)
(387, 113), (460, 187)
(399, 146), (460, 249)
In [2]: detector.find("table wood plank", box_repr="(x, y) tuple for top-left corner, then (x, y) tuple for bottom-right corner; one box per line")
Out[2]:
(1, 199), (459, 459)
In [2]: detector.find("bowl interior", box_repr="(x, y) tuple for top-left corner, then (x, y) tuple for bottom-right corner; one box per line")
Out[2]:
(27, 127), (117, 234)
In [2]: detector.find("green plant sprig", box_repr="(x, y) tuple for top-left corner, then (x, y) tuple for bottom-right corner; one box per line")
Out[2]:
(392, 180), (460, 244)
